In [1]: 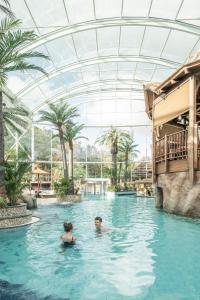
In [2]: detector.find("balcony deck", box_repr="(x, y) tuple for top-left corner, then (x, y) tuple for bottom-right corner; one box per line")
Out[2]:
(155, 129), (200, 174)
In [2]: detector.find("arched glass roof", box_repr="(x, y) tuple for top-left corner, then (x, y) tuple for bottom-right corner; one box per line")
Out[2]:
(4, 0), (200, 127)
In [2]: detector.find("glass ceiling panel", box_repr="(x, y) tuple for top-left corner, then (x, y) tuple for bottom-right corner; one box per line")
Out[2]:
(122, 0), (152, 17)
(65, 0), (94, 24)
(82, 65), (99, 83)
(134, 63), (155, 81)
(23, 87), (46, 110)
(7, 72), (33, 94)
(46, 36), (77, 67)
(117, 62), (137, 80)
(97, 27), (120, 56)
(27, 45), (55, 78)
(151, 67), (174, 82)
(140, 27), (170, 57)
(116, 99), (131, 113)
(177, 0), (200, 20)
(9, 0), (35, 30)
(73, 30), (97, 60)
(39, 73), (76, 98)
(99, 63), (118, 80)
(26, 0), (68, 35)
(95, 0), (122, 19)
(161, 31), (199, 63)
(119, 26), (145, 55)
(149, 0), (183, 20)
(131, 100), (145, 113)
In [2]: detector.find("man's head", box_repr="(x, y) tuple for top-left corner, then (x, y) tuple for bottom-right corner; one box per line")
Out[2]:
(95, 216), (102, 229)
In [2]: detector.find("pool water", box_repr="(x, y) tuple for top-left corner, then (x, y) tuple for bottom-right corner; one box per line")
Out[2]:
(0, 195), (200, 300)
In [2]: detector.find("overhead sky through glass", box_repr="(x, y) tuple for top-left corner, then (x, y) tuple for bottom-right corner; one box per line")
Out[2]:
(2, 0), (200, 152)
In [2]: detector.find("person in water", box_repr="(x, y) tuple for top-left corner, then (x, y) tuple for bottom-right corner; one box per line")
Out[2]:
(61, 222), (77, 244)
(94, 216), (110, 233)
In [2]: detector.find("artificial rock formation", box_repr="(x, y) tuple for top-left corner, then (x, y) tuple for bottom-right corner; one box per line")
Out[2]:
(155, 172), (200, 217)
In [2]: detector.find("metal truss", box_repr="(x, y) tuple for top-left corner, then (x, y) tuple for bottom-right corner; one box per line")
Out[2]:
(20, 17), (200, 53)
(32, 81), (145, 113)
(17, 54), (179, 97)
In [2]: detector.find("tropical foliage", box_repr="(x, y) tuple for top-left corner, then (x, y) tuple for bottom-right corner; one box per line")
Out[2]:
(118, 136), (139, 188)
(0, 0), (14, 18)
(4, 160), (31, 206)
(53, 178), (74, 198)
(0, 18), (49, 195)
(64, 123), (87, 181)
(96, 127), (130, 185)
(39, 101), (79, 182)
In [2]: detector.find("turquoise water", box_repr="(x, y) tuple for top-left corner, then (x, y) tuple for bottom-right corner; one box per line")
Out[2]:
(0, 195), (200, 299)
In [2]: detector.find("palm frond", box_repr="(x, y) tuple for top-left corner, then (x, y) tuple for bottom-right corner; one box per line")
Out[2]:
(4, 62), (48, 76)
(0, 1), (14, 19)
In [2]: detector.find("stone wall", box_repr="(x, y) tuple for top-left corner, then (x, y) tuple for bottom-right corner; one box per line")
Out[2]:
(155, 171), (200, 217)
(0, 204), (32, 229)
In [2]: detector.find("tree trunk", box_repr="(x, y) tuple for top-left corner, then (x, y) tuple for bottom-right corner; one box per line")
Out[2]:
(124, 153), (128, 189)
(59, 129), (68, 180)
(118, 162), (122, 184)
(111, 152), (117, 186)
(68, 141), (73, 180)
(0, 91), (5, 195)
(68, 141), (74, 194)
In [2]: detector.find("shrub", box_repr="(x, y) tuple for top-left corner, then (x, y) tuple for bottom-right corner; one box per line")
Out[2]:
(4, 161), (31, 206)
(0, 196), (7, 208)
(53, 178), (74, 197)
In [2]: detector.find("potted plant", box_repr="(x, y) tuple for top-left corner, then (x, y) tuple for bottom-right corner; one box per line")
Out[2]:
(0, 160), (32, 228)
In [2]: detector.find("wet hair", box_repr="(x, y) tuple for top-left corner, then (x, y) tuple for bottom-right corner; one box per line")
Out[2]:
(63, 222), (73, 232)
(95, 216), (102, 223)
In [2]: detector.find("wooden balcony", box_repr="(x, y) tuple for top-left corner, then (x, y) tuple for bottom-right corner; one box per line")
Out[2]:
(154, 129), (196, 174)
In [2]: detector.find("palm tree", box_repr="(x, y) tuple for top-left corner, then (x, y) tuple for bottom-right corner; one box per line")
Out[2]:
(0, 0), (14, 18)
(3, 102), (30, 134)
(39, 101), (79, 181)
(64, 123), (87, 184)
(96, 127), (130, 186)
(0, 18), (49, 194)
(119, 136), (139, 188)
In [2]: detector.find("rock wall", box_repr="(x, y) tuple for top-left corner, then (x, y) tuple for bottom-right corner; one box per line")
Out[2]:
(0, 204), (32, 229)
(155, 172), (200, 217)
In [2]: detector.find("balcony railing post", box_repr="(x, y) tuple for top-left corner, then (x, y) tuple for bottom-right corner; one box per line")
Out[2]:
(164, 134), (168, 172)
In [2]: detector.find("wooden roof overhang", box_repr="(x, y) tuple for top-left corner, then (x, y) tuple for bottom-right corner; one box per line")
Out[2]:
(144, 60), (200, 121)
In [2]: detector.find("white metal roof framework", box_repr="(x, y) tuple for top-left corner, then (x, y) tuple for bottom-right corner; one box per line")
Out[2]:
(4, 0), (200, 127)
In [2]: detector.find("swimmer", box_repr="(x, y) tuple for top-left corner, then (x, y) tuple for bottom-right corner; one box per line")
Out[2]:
(61, 222), (77, 244)
(94, 216), (111, 233)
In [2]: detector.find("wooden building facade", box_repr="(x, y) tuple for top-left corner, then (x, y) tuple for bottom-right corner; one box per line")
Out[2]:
(144, 59), (200, 217)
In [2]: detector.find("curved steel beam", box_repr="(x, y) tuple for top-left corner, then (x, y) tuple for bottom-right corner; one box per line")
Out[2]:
(17, 55), (178, 97)
(32, 83), (144, 114)
(21, 17), (200, 53)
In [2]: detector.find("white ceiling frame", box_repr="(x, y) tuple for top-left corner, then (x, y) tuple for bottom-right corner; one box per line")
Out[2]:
(17, 55), (179, 97)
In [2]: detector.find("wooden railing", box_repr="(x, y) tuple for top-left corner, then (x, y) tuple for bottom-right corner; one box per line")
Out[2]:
(155, 130), (188, 163)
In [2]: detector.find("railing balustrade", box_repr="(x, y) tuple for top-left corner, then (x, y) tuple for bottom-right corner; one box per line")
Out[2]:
(155, 130), (188, 163)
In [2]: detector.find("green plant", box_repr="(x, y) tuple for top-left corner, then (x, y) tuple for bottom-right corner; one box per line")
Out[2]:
(4, 161), (31, 206)
(0, 196), (6, 208)
(39, 101), (79, 181)
(96, 127), (130, 186)
(53, 178), (74, 197)
(0, 18), (49, 195)
(107, 184), (121, 192)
